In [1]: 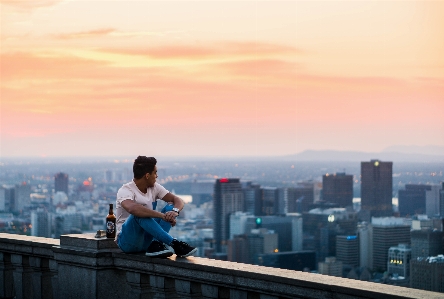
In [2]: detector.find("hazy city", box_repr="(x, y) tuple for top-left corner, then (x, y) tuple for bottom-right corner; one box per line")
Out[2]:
(1, 154), (444, 294)
(2, 0), (444, 298)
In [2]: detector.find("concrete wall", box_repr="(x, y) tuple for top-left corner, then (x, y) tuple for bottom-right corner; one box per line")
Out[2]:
(0, 233), (443, 299)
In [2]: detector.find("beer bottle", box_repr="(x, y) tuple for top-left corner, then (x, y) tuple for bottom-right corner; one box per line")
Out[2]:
(106, 203), (116, 238)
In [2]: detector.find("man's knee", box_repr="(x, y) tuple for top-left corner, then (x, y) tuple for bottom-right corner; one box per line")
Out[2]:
(161, 204), (174, 213)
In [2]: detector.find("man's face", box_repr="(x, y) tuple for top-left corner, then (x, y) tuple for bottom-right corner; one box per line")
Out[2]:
(145, 165), (158, 187)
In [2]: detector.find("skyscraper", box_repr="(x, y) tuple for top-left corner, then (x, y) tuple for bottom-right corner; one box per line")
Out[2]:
(440, 182), (444, 217)
(256, 187), (279, 216)
(336, 235), (359, 268)
(244, 214), (303, 252)
(213, 178), (244, 253)
(361, 160), (393, 219)
(322, 172), (353, 208)
(318, 257), (343, 277)
(242, 182), (261, 215)
(303, 208), (357, 258)
(229, 211), (251, 239)
(287, 186), (314, 213)
(358, 222), (373, 269)
(372, 217), (410, 272)
(14, 182), (31, 213)
(410, 255), (444, 292)
(247, 228), (278, 265)
(227, 234), (249, 263)
(2, 186), (14, 212)
(31, 208), (52, 237)
(0, 188), (6, 211)
(54, 172), (69, 194)
(411, 229), (444, 259)
(425, 184), (442, 218)
(387, 244), (411, 277)
(398, 184), (431, 217)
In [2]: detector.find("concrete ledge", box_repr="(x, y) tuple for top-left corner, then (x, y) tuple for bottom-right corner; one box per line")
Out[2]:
(113, 253), (443, 299)
(60, 233), (119, 251)
(1, 233), (443, 299)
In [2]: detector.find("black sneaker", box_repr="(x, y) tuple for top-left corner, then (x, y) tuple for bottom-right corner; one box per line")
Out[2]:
(170, 239), (197, 257)
(146, 240), (173, 258)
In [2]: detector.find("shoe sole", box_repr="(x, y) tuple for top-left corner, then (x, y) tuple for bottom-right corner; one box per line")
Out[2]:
(176, 247), (198, 258)
(145, 249), (173, 258)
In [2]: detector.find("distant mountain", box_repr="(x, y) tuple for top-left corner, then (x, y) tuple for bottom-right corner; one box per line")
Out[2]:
(382, 145), (444, 156)
(284, 149), (444, 162)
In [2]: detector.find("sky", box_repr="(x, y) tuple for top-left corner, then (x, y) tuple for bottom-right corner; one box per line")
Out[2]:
(1, 0), (443, 158)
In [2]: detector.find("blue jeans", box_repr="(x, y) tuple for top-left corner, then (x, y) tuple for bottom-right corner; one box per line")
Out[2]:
(117, 204), (174, 253)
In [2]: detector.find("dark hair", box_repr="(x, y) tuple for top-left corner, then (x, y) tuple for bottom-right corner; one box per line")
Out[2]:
(133, 156), (157, 179)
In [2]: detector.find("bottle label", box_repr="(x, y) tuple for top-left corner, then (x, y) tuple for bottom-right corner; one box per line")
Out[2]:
(106, 221), (115, 234)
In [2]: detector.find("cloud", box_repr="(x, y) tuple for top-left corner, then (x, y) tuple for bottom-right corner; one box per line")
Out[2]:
(99, 41), (302, 60)
(53, 28), (117, 40)
(0, 0), (62, 11)
(1, 49), (439, 129)
(0, 51), (110, 80)
(214, 59), (300, 79)
(3, 127), (77, 138)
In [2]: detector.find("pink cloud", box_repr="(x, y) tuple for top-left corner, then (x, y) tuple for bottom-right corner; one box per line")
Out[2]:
(0, 0), (61, 10)
(53, 28), (117, 40)
(100, 41), (302, 59)
(2, 49), (442, 136)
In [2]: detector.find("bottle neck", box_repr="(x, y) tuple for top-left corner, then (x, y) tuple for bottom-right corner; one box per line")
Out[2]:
(109, 204), (113, 215)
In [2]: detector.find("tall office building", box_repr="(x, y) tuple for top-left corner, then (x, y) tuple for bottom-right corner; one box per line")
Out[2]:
(411, 229), (444, 259)
(242, 181), (261, 214)
(410, 255), (444, 292)
(287, 186), (314, 213)
(318, 257), (343, 277)
(227, 234), (249, 263)
(54, 172), (69, 194)
(440, 182), (444, 217)
(55, 206), (83, 234)
(372, 217), (411, 272)
(31, 208), (52, 237)
(361, 160), (393, 219)
(336, 235), (359, 268)
(0, 188), (6, 212)
(358, 222), (373, 269)
(247, 228), (278, 265)
(1, 186), (14, 213)
(411, 215), (442, 231)
(256, 187), (279, 216)
(425, 184), (442, 218)
(229, 211), (251, 239)
(104, 170), (113, 182)
(322, 172), (353, 208)
(244, 214), (303, 252)
(387, 244), (411, 277)
(213, 178), (244, 253)
(14, 182), (31, 213)
(398, 184), (431, 216)
(303, 208), (357, 261)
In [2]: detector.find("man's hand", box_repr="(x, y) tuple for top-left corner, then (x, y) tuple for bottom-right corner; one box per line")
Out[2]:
(163, 210), (178, 224)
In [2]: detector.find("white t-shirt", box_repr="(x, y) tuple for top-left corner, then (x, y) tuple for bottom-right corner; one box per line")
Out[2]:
(115, 180), (169, 236)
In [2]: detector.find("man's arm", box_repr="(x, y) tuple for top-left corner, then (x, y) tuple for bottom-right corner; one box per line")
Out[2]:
(162, 193), (185, 210)
(161, 193), (184, 222)
(121, 199), (167, 220)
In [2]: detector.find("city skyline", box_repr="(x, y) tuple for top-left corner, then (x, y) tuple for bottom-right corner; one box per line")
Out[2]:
(1, 0), (444, 157)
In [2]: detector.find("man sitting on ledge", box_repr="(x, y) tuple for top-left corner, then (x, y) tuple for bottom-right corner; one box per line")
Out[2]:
(115, 156), (197, 258)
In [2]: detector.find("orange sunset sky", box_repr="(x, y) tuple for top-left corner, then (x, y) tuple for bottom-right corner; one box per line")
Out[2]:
(1, 0), (443, 158)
